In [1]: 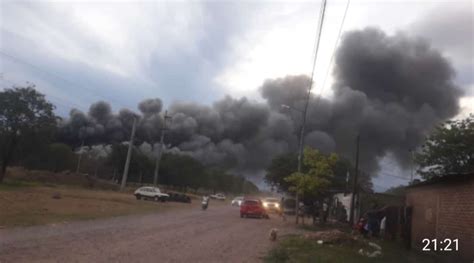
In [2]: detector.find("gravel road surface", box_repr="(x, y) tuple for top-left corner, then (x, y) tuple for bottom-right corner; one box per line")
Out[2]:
(0, 203), (296, 262)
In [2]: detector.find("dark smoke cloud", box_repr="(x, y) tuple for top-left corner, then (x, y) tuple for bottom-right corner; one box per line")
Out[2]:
(89, 101), (112, 124)
(334, 28), (461, 119)
(59, 27), (461, 177)
(138, 98), (163, 116)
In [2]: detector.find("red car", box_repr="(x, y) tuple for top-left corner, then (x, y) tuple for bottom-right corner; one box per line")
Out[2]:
(240, 199), (269, 219)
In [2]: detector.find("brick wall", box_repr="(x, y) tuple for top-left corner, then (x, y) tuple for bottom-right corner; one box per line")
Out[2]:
(406, 178), (474, 260)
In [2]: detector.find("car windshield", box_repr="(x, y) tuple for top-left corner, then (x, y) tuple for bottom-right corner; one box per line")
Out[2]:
(244, 200), (259, 205)
(265, 198), (279, 203)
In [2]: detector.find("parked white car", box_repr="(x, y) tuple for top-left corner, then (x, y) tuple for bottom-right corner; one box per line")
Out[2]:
(231, 196), (244, 206)
(210, 193), (226, 200)
(134, 186), (169, 202)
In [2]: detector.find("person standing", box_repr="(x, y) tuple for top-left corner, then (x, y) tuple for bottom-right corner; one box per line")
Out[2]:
(280, 197), (286, 221)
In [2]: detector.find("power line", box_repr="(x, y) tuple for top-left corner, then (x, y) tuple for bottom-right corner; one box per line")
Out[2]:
(313, 0), (351, 108)
(0, 50), (127, 110)
(307, 0), (328, 94)
(294, 0), (328, 225)
(379, 171), (410, 181)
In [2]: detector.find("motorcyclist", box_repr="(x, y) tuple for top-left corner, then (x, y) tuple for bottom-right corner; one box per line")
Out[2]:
(202, 195), (210, 210)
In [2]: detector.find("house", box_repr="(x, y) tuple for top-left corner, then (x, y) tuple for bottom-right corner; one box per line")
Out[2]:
(405, 173), (474, 260)
(333, 193), (354, 221)
(333, 192), (404, 223)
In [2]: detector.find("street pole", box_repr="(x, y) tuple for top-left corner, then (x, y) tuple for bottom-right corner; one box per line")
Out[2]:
(294, 0), (327, 224)
(345, 171), (350, 194)
(410, 149), (415, 183)
(75, 139), (84, 174)
(153, 111), (171, 186)
(120, 117), (137, 191)
(349, 134), (360, 226)
(295, 115), (306, 224)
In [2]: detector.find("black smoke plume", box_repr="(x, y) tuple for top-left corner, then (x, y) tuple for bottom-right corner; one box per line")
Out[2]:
(59, 28), (461, 177)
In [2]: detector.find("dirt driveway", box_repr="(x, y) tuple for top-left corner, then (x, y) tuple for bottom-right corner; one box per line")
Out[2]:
(0, 203), (297, 262)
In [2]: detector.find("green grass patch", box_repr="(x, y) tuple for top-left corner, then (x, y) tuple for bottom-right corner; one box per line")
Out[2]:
(0, 179), (40, 191)
(265, 236), (440, 263)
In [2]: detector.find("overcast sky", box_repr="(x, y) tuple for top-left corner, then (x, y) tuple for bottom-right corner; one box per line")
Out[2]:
(1, 0), (472, 191)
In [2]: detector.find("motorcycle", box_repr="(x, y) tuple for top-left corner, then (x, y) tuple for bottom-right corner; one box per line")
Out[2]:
(202, 197), (209, 210)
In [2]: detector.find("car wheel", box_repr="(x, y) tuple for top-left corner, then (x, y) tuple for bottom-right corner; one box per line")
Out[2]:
(135, 194), (141, 200)
(154, 196), (159, 202)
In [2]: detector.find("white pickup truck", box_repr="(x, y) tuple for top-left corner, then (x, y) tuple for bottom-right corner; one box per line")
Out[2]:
(134, 186), (169, 202)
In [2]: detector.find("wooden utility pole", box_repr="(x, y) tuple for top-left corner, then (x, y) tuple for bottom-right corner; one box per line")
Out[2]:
(75, 139), (84, 174)
(120, 117), (137, 191)
(153, 111), (171, 186)
(349, 134), (360, 225)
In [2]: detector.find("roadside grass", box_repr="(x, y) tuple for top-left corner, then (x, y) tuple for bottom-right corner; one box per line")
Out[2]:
(0, 184), (197, 228)
(298, 222), (351, 233)
(0, 179), (41, 191)
(265, 235), (441, 263)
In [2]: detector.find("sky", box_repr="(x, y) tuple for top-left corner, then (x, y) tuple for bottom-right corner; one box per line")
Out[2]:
(1, 0), (473, 191)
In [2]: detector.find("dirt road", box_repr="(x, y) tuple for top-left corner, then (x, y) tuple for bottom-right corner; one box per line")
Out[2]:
(0, 203), (296, 262)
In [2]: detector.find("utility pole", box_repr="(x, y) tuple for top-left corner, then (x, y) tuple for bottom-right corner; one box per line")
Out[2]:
(410, 149), (415, 183)
(120, 117), (137, 191)
(345, 170), (350, 194)
(295, 0), (327, 224)
(153, 111), (171, 186)
(349, 134), (360, 226)
(295, 116), (306, 224)
(75, 139), (85, 174)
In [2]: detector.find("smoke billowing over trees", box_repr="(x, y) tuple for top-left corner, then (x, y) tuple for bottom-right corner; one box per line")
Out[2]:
(57, 28), (461, 180)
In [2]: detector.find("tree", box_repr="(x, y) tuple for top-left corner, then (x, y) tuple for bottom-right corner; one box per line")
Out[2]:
(332, 158), (373, 193)
(264, 153), (298, 192)
(285, 147), (339, 197)
(385, 184), (407, 196)
(265, 151), (374, 196)
(415, 115), (474, 179)
(0, 86), (57, 183)
(160, 153), (205, 191)
(22, 143), (75, 172)
(106, 144), (154, 183)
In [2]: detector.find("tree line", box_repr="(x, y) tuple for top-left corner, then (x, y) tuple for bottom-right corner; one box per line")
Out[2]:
(0, 86), (258, 194)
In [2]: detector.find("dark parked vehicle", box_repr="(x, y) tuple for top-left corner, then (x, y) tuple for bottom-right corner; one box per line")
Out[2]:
(167, 193), (192, 203)
(240, 199), (269, 219)
(283, 198), (296, 215)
